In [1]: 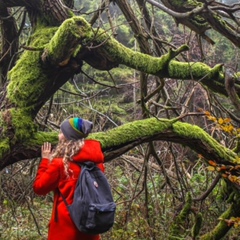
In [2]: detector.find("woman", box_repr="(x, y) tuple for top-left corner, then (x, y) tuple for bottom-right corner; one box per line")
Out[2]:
(33, 117), (104, 240)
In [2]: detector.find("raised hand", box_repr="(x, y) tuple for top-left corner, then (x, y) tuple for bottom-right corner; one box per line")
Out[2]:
(41, 142), (52, 159)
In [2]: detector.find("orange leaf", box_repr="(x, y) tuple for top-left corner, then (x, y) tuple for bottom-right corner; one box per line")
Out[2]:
(223, 118), (231, 124)
(219, 165), (227, 170)
(208, 160), (217, 166)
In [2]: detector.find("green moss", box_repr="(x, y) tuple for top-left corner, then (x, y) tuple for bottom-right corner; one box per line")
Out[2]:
(7, 17), (94, 108)
(7, 26), (57, 108)
(89, 118), (237, 165)
(69, 16), (93, 40)
(172, 121), (236, 162)
(235, 72), (240, 79)
(0, 139), (10, 159)
(7, 53), (45, 107)
(89, 118), (175, 148)
(91, 29), (187, 76)
(46, 17), (94, 63)
(28, 25), (58, 48)
(0, 111), (12, 158)
(0, 112), (7, 137)
(73, 44), (81, 57)
(10, 109), (37, 142)
(168, 61), (223, 81)
(110, 105), (126, 115)
(28, 132), (58, 146)
(191, 213), (203, 238)
(169, 193), (192, 238)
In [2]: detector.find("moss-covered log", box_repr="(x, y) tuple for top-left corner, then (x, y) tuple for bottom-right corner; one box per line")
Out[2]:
(0, 117), (238, 169)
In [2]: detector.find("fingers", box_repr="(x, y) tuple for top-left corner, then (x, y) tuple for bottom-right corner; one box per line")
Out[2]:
(41, 142), (52, 152)
(41, 142), (52, 159)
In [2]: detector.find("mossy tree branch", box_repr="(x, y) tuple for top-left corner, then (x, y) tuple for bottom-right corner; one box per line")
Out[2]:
(0, 117), (238, 169)
(6, 16), (238, 116)
(169, 193), (193, 239)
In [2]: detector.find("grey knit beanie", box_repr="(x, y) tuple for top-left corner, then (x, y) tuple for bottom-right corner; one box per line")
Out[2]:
(60, 117), (93, 140)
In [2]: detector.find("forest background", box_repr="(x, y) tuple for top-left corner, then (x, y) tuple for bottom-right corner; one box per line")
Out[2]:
(1, 0), (240, 239)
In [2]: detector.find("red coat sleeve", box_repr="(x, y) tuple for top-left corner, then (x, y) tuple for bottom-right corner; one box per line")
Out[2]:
(33, 158), (62, 196)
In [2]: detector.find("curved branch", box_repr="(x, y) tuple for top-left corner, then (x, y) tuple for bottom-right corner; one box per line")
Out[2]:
(0, 117), (238, 170)
(98, 118), (237, 165)
(193, 174), (221, 201)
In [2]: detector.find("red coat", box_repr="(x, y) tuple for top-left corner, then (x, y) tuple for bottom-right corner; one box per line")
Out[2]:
(33, 140), (105, 240)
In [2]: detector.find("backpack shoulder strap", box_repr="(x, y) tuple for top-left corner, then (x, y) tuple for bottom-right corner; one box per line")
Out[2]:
(58, 188), (68, 207)
(56, 162), (82, 221)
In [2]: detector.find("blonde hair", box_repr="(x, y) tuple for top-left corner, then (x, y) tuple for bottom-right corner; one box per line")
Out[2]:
(51, 139), (85, 177)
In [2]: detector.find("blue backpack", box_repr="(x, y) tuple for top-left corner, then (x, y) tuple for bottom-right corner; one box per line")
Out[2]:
(60, 161), (116, 235)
